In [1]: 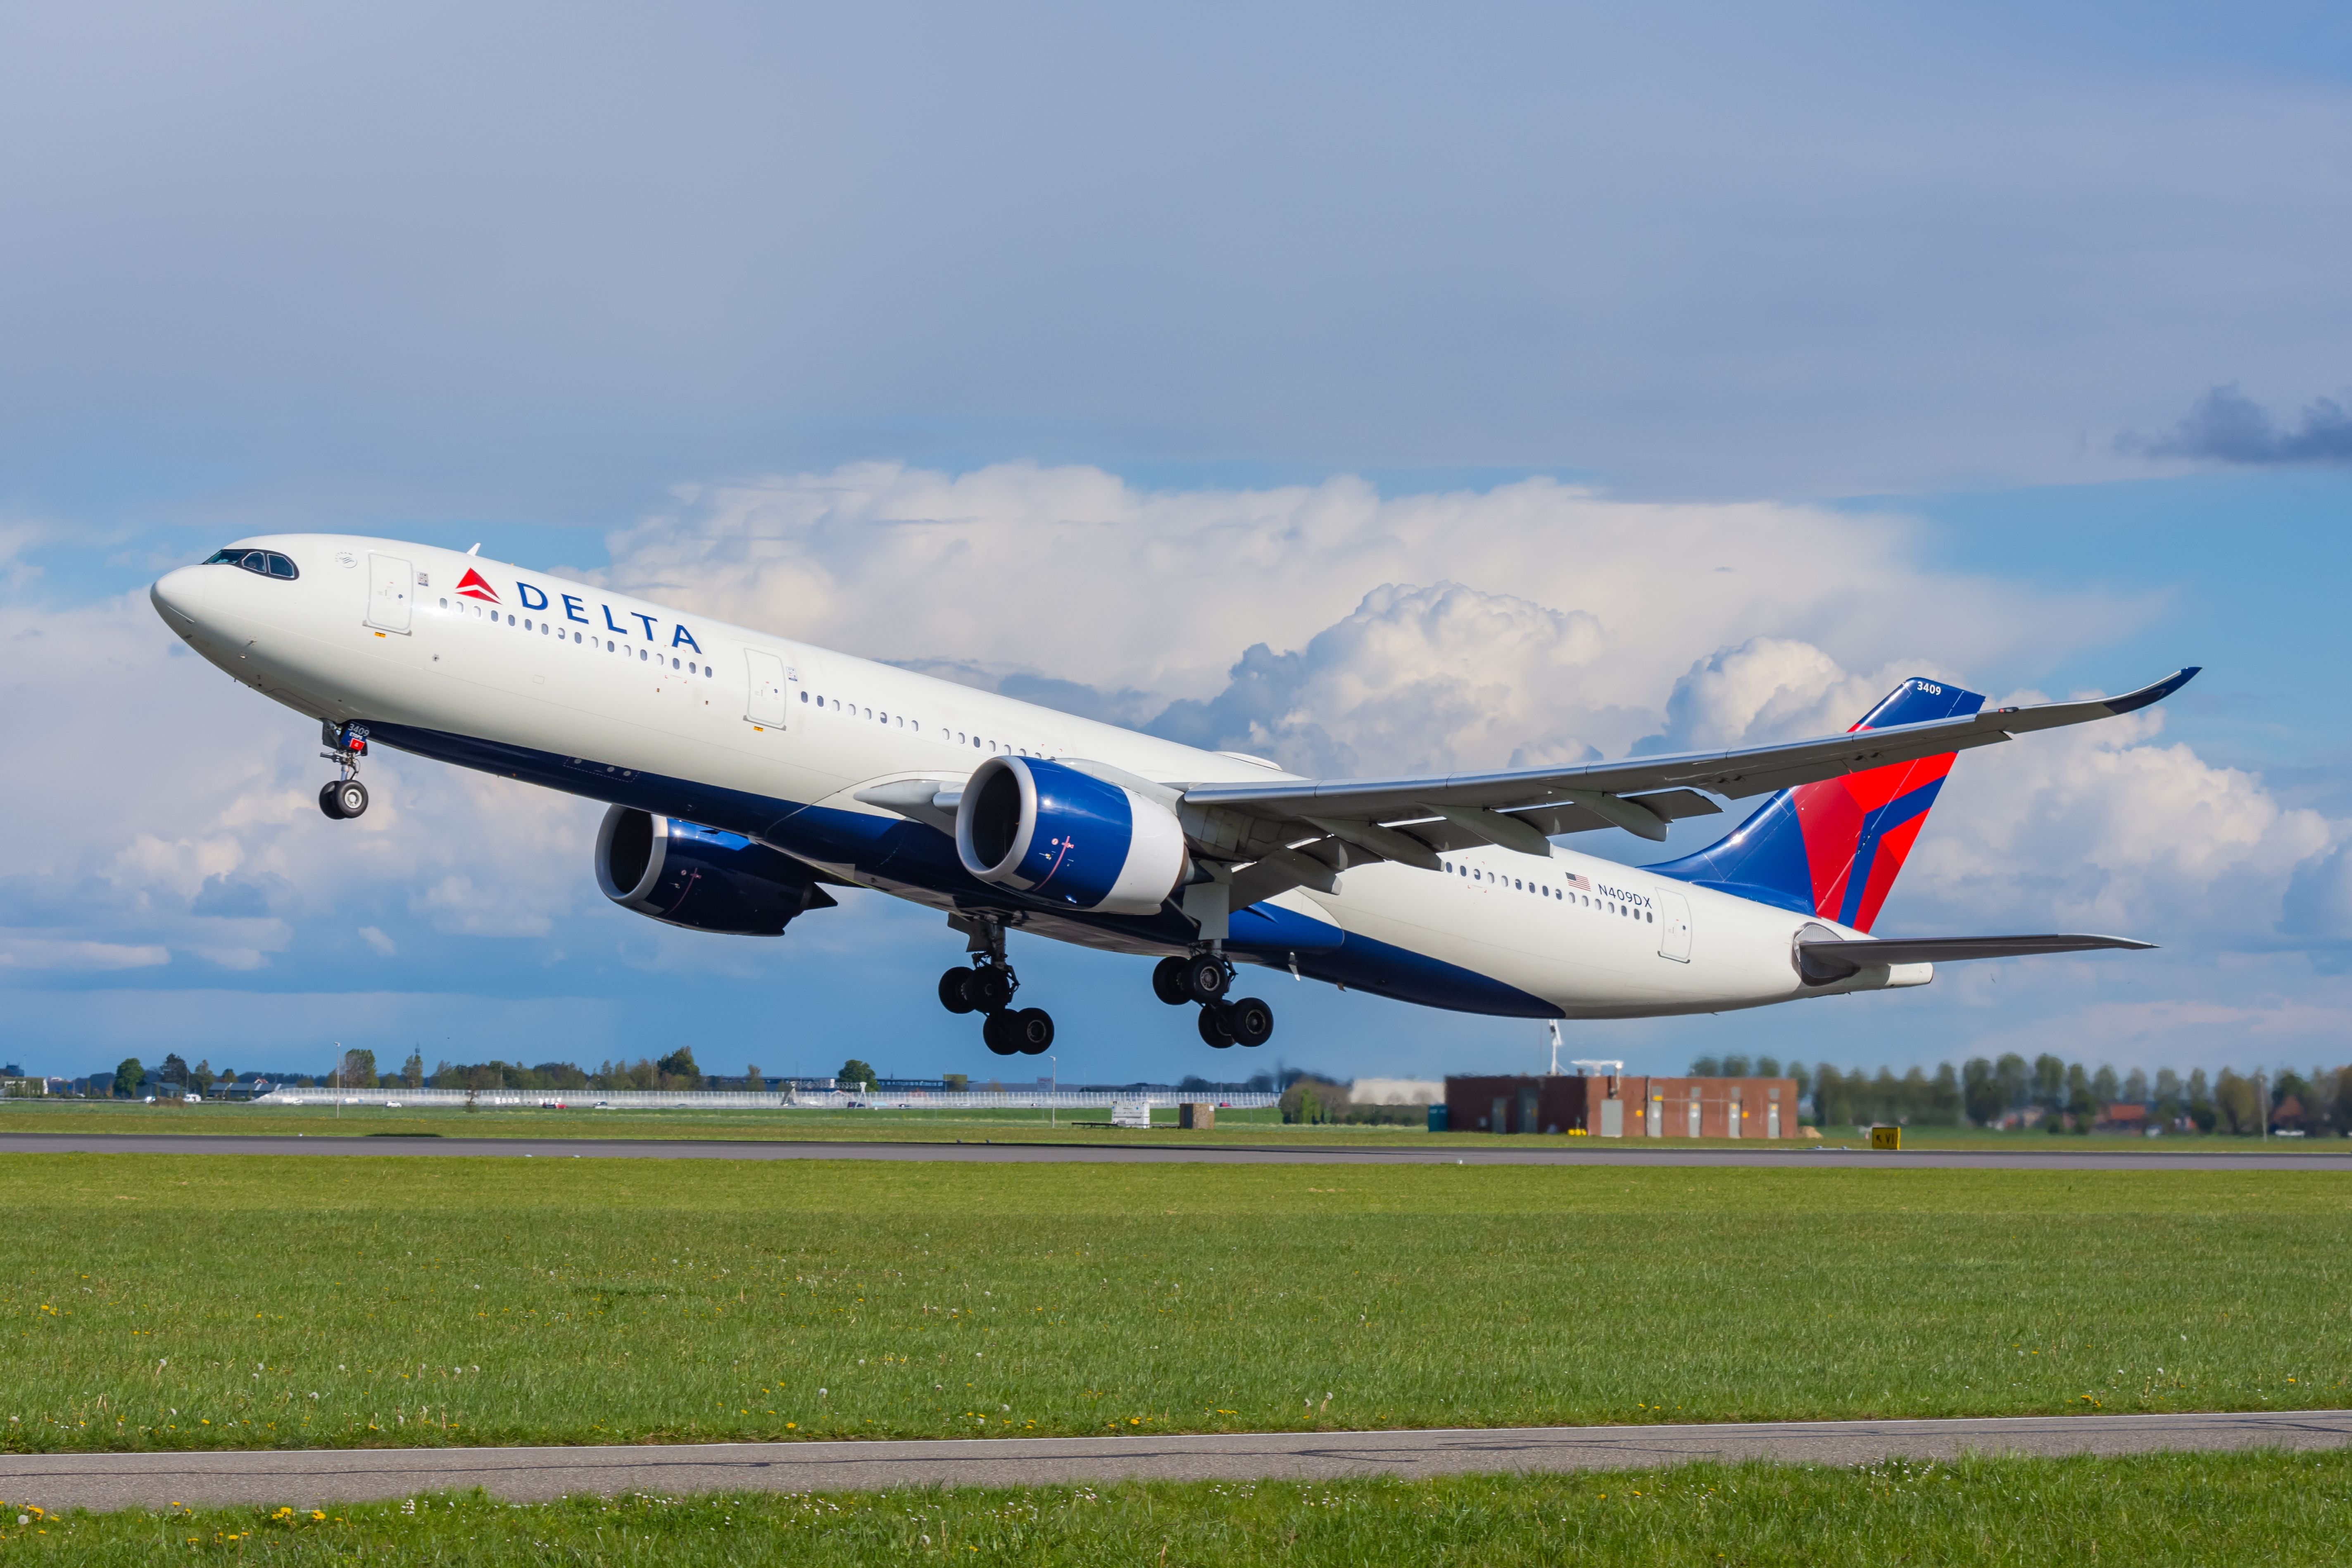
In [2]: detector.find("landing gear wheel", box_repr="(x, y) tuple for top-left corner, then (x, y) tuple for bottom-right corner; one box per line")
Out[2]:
(1224, 996), (1275, 1048)
(1198, 1004), (1236, 1049)
(331, 779), (369, 819)
(937, 968), (978, 1014)
(1151, 956), (1193, 1006)
(982, 1011), (1021, 1055)
(318, 782), (347, 820)
(1180, 953), (1230, 1005)
(1013, 1007), (1055, 1054)
(971, 966), (1015, 1012)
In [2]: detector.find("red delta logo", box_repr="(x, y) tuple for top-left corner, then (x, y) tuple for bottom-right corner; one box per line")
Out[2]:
(455, 568), (500, 604)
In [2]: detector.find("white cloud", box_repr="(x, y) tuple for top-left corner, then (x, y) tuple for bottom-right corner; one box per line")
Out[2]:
(358, 925), (397, 956)
(605, 463), (2338, 961)
(0, 590), (594, 975)
(604, 464), (2151, 725)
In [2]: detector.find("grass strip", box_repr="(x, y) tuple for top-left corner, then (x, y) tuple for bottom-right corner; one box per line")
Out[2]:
(2, 1155), (2347, 1451)
(4, 1098), (2335, 1152)
(5, 1451), (2350, 1564)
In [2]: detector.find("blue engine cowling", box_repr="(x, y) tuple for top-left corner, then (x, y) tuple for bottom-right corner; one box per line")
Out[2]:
(595, 807), (837, 935)
(955, 756), (1189, 915)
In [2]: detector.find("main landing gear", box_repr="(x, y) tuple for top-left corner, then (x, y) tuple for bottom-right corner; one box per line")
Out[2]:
(317, 723), (371, 820)
(938, 918), (1054, 1056)
(1152, 952), (1274, 1049)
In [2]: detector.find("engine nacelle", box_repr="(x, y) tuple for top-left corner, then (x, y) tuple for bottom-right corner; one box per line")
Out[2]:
(955, 756), (1189, 915)
(594, 807), (836, 935)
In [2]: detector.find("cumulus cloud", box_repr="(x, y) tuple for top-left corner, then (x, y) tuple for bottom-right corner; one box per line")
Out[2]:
(596, 461), (2340, 964)
(603, 463), (2149, 719)
(0, 590), (596, 976)
(2124, 384), (2352, 466)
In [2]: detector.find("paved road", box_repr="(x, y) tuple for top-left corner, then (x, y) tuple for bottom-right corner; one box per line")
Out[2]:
(4, 1410), (2345, 1511)
(0, 1130), (2346, 1170)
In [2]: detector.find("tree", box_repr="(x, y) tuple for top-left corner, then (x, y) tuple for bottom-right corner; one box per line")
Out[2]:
(401, 1051), (425, 1090)
(2032, 1054), (2067, 1109)
(1756, 1056), (1782, 1079)
(1721, 1054), (1753, 1080)
(1929, 1062), (1962, 1125)
(1962, 1058), (2004, 1127)
(2154, 1068), (2182, 1104)
(160, 1052), (190, 1087)
(112, 1057), (144, 1099)
(1994, 1053), (2031, 1112)
(2186, 1068), (2216, 1133)
(337, 1048), (376, 1089)
(655, 1047), (701, 1088)
(2213, 1069), (2261, 1136)
(1689, 1056), (1722, 1078)
(2122, 1067), (2150, 1104)
(744, 1062), (764, 1090)
(2091, 1064), (2120, 1106)
(835, 1058), (876, 1089)
(190, 1059), (215, 1095)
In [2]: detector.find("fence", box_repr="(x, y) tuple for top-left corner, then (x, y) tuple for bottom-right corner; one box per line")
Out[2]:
(253, 1087), (1281, 1112)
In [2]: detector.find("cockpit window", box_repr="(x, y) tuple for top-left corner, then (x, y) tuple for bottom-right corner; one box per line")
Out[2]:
(203, 548), (300, 580)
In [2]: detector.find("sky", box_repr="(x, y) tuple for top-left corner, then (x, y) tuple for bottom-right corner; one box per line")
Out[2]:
(2, 2), (2349, 1086)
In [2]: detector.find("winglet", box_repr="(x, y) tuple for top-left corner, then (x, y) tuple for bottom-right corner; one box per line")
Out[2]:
(2101, 666), (2199, 716)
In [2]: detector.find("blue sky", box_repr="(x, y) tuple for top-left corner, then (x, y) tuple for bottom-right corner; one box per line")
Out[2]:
(3, 2), (2348, 1085)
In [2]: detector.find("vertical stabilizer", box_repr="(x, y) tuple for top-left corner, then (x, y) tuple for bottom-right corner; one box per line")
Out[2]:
(1649, 677), (1985, 931)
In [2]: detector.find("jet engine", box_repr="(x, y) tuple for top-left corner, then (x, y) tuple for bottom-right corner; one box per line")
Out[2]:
(594, 807), (836, 935)
(955, 756), (1188, 916)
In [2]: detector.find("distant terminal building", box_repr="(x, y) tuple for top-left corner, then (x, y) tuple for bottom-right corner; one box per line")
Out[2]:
(1444, 1069), (1800, 1138)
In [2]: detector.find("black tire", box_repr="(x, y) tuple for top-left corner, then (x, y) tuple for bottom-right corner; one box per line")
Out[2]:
(1181, 954), (1230, 1005)
(1225, 996), (1274, 1048)
(1013, 1007), (1055, 1054)
(937, 968), (978, 1014)
(972, 966), (1015, 1012)
(1151, 955), (1192, 1006)
(333, 779), (369, 819)
(318, 782), (346, 820)
(981, 1011), (1020, 1055)
(1198, 1004), (1235, 1049)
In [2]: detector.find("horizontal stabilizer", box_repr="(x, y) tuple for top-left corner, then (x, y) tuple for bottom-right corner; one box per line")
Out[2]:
(1797, 932), (2154, 983)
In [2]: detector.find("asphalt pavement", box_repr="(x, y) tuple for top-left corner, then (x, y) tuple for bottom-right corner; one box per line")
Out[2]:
(3, 1410), (2345, 1511)
(0, 1130), (2347, 1169)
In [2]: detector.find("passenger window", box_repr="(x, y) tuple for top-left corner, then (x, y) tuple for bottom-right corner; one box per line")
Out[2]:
(439, 598), (449, 609)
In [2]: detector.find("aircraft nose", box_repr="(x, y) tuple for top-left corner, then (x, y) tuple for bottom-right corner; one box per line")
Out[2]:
(150, 564), (213, 631)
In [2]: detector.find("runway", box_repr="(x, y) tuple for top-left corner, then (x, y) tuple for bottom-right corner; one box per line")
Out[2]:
(0, 1130), (2346, 1170)
(4, 1409), (2345, 1511)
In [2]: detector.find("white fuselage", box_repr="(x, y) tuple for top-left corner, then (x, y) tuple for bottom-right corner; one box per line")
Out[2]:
(150, 535), (1927, 1021)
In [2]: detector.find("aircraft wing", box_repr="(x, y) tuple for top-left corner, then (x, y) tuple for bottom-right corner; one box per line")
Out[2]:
(1796, 933), (2155, 983)
(1182, 669), (2200, 880)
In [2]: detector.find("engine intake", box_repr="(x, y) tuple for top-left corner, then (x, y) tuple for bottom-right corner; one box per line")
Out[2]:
(595, 807), (836, 935)
(955, 756), (1188, 915)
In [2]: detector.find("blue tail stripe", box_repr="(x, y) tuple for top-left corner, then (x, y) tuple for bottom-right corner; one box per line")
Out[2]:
(1836, 776), (1948, 927)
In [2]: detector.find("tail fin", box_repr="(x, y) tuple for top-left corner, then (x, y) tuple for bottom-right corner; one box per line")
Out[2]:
(1650, 676), (1985, 931)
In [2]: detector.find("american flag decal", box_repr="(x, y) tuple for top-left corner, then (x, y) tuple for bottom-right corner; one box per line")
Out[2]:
(1565, 872), (1591, 891)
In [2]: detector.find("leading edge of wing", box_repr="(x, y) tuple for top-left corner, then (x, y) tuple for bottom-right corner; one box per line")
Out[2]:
(1180, 667), (2201, 820)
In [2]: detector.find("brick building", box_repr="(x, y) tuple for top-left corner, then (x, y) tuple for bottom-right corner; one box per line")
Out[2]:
(1444, 1071), (1800, 1138)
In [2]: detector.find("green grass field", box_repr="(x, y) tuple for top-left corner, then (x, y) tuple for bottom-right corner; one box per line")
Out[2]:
(2, 1155), (2346, 1452)
(7, 1452), (2350, 1564)
(2, 1096), (2333, 1152)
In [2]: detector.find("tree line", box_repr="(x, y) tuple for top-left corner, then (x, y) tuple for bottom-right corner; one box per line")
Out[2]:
(1692, 1052), (2352, 1134)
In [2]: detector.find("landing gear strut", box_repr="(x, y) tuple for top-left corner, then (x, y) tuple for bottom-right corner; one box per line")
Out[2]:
(1156, 951), (1273, 1049)
(317, 723), (371, 820)
(941, 916), (1053, 1056)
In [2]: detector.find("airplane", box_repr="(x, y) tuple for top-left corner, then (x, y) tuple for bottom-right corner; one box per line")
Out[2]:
(149, 537), (2194, 1057)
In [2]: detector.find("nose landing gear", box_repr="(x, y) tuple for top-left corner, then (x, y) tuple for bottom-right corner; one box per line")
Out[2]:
(317, 723), (371, 819)
(1156, 951), (1273, 1049)
(941, 916), (1053, 1056)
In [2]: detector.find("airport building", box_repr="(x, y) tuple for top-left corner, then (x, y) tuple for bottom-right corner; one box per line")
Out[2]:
(1444, 1070), (1801, 1137)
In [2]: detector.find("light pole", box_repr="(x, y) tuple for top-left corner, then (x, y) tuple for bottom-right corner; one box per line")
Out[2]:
(1049, 1056), (1057, 1128)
